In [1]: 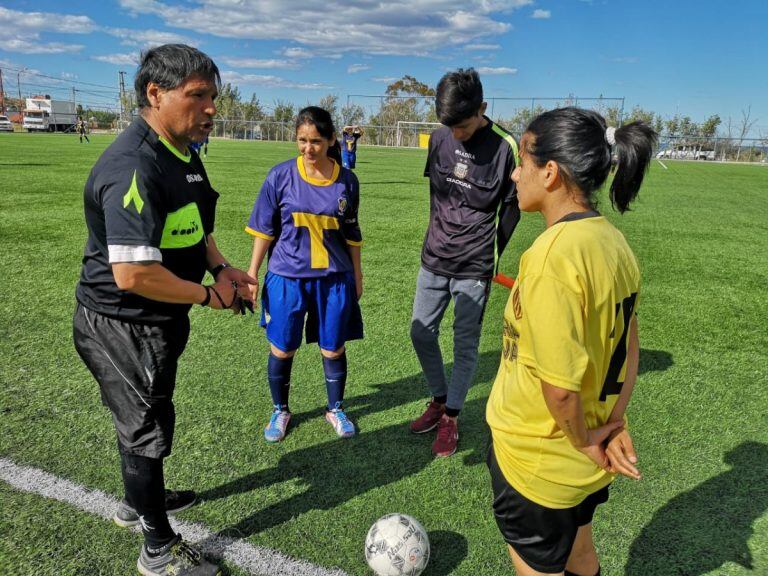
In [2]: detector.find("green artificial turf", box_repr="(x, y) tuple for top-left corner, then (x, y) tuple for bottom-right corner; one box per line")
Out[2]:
(1, 132), (767, 575)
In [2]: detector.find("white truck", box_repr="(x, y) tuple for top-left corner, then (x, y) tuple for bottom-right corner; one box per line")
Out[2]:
(22, 96), (77, 132)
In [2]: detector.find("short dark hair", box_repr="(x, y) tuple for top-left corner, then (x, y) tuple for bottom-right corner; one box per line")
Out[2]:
(134, 44), (221, 109)
(525, 107), (657, 213)
(435, 68), (483, 126)
(296, 106), (342, 164)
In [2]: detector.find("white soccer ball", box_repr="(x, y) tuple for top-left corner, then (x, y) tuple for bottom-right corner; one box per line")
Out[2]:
(364, 513), (430, 576)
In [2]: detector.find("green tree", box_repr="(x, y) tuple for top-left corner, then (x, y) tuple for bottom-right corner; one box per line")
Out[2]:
(318, 94), (340, 129)
(243, 94), (265, 121)
(370, 75), (435, 131)
(273, 100), (295, 124)
(700, 114), (721, 138)
(625, 106), (655, 125)
(340, 102), (366, 126)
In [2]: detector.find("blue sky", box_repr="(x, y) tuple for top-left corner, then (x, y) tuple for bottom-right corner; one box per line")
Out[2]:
(1, 0), (766, 135)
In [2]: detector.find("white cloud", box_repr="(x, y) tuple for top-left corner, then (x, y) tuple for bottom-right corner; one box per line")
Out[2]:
(0, 39), (84, 54)
(105, 27), (198, 48)
(0, 6), (93, 54)
(220, 71), (332, 90)
(280, 47), (314, 59)
(372, 77), (398, 83)
(347, 64), (371, 74)
(93, 53), (141, 66)
(116, 0), (531, 56)
(0, 6), (95, 34)
(220, 57), (300, 70)
(531, 9), (551, 19)
(477, 66), (518, 75)
(464, 43), (501, 51)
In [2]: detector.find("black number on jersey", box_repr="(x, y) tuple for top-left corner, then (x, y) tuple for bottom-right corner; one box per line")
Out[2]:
(600, 292), (638, 401)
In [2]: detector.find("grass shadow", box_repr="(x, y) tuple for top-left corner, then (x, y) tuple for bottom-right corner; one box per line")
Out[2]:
(638, 348), (673, 374)
(424, 530), (468, 575)
(624, 441), (768, 575)
(197, 352), (501, 537)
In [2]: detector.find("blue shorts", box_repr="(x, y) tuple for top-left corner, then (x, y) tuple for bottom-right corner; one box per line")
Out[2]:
(341, 150), (356, 169)
(261, 271), (364, 352)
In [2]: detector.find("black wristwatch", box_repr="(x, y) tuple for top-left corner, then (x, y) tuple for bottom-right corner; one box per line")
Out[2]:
(209, 262), (231, 279)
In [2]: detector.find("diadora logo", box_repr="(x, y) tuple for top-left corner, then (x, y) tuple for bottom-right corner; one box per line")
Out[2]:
(186, 173), (204, 183)
(454, 149), (475, 160)
(446, 177), (471, 189)
(171, 222), (199, 236)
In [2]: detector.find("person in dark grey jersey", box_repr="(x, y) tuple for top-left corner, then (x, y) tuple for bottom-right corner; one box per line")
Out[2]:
(73, 44), (256, 576)
(410, 68), (520, 458)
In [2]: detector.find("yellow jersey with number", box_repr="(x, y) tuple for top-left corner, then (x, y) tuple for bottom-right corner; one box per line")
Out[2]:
(486, 213), (640, 508)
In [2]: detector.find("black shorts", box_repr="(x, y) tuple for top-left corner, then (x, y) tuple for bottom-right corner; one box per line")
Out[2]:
(487, 444), (609, 574)
(73, 303), (190, 459)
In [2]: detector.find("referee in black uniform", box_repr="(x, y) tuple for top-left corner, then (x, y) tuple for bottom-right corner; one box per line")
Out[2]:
(73, 44), (256, 576)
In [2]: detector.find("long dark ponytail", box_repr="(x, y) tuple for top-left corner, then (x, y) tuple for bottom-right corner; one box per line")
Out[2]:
(295, 106), (342, 165)
(525, 107), (657, 213)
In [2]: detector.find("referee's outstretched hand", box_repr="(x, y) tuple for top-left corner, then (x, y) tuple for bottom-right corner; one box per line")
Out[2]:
(207, 279), (242, 311)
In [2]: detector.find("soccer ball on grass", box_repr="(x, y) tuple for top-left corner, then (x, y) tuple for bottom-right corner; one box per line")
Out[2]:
(364, 513), (430, 576)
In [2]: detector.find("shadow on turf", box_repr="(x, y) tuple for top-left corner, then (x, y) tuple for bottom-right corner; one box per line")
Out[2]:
(424, 530), (468, 576)
(638, 348), (673, 374)
(197, 352), (501, 542)
(624, 441), (768, 575)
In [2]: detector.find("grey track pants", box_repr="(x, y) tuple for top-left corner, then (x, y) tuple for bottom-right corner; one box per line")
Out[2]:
(410, 266), (489, 411)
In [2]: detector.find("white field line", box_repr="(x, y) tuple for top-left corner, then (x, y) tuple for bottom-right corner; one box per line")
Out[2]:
(0, 457), (349, 576)
(656, 159), (668, 170)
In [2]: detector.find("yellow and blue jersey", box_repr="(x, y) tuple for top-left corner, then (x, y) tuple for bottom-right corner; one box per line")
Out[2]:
(246, 157), (362, 278)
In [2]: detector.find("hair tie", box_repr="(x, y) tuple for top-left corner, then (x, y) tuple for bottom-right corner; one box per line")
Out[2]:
(605, 126), (617, 146)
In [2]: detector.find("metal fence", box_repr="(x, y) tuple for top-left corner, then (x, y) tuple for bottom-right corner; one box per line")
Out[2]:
(658, 135), (767, 163)
(206, 120), (768, 164)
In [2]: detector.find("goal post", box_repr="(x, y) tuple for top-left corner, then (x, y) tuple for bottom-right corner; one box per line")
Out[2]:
(396, 121), (442, 148)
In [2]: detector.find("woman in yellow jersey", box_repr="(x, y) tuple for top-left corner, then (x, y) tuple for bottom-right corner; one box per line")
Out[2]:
(486, 107), (657, 576)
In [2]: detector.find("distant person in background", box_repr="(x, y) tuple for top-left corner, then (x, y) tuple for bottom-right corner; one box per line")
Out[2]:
(76, 117), (90, 143)
(341, 125), (362, 169)
(486, 108), (657, 576)
(410, 68), (520, 458)
(73, 43), (256, 576)
(246, 106), (364, 443)
(189, 135), (209, 158)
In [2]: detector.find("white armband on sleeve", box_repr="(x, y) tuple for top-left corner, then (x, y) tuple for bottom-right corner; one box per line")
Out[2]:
(108, 245), (163, 263)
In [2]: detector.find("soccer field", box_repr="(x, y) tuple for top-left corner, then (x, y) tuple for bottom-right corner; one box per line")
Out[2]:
(1, 133), (767, 576)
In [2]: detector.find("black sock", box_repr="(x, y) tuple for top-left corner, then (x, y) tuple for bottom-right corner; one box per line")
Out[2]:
(323, 353), (347, 410)
(445, 406), (461, 418)
(267, 353), (293, 410)
(433, 395), (447, 405)
(120, 452), (176, 550)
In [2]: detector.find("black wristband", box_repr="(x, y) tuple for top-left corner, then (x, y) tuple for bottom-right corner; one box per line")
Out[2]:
(209, 262), (231, 279)
(199, 285), (211, 307)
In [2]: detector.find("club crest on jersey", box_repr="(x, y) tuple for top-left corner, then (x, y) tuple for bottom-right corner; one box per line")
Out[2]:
(453, 162), (468, 179)
(337, 197), (348, 215)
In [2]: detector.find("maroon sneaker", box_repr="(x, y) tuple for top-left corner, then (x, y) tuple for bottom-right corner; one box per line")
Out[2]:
(432, 415), (458, 457)
(410, 401), (446, 434)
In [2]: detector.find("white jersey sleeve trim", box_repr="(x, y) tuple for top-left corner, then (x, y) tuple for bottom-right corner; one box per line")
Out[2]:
(108, 245), (163, 263)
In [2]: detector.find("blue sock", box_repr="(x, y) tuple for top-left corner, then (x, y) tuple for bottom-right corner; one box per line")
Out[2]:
(323, 353), (347, 410)
(267, 353), (293, 411)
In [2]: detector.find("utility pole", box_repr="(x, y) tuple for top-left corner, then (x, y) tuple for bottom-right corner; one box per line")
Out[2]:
(0, 68), (5, 115)
(118, 71), (126, 126)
